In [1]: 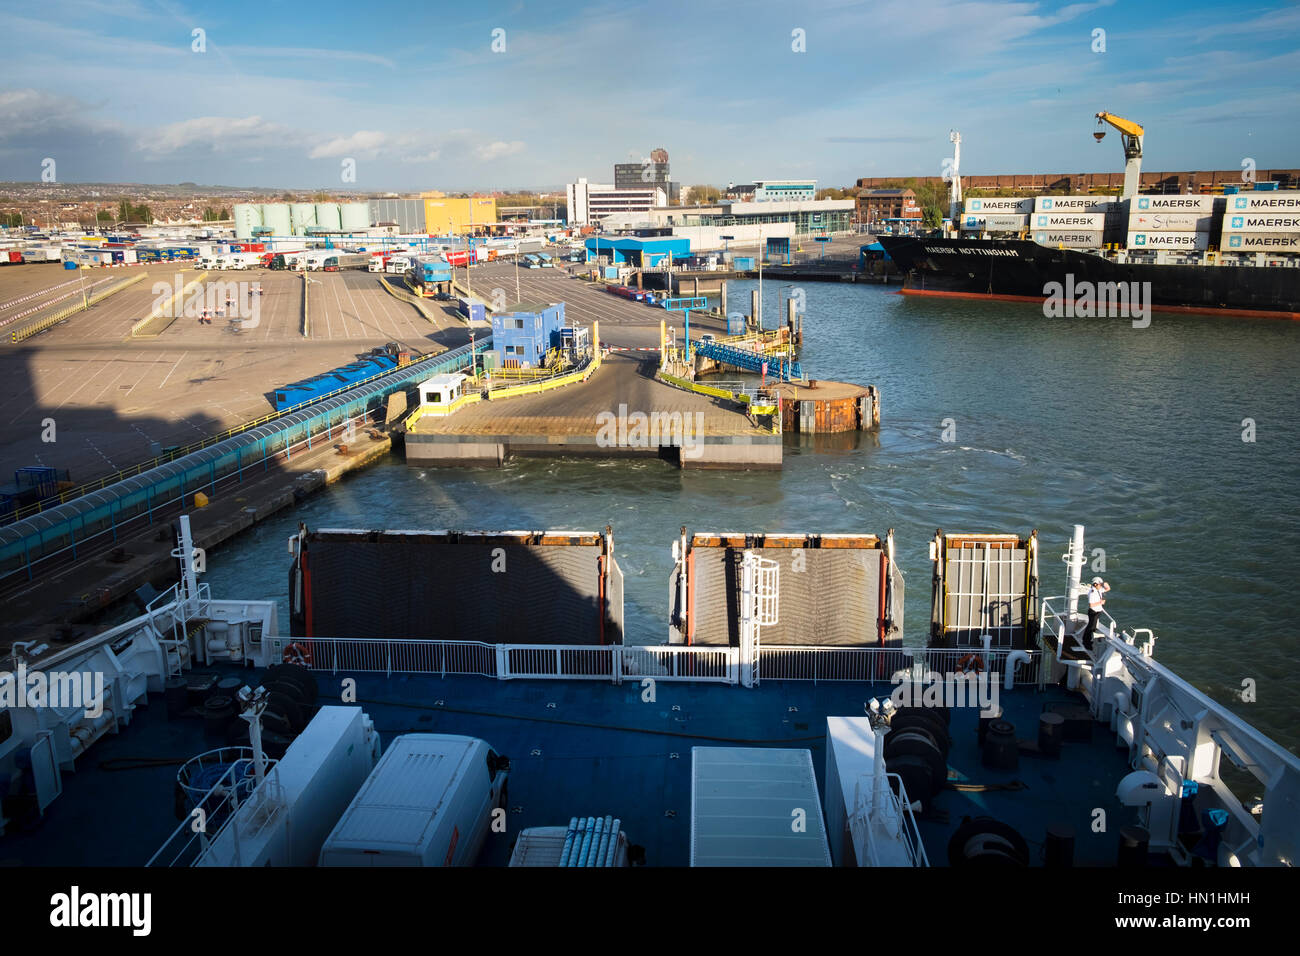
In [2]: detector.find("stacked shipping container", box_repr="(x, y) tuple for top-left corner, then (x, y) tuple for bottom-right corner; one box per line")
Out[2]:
(1221, 192), (1300, 254)
(960, 197), (1032, 235)
(1031, 195), (1118, 248)
(1127, 195), (1215, 251)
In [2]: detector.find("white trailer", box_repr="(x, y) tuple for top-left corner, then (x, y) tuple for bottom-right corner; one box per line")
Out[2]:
(319, 734), (508, 866)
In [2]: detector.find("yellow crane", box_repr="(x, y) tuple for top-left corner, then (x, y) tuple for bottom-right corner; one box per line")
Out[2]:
(1094, 112), (1145, 200)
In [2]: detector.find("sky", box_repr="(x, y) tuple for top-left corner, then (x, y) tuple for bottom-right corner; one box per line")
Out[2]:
(2, 0), (1298, 192)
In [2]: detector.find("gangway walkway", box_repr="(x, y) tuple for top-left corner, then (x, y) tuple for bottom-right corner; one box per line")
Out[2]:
(694, 341), (803, 381)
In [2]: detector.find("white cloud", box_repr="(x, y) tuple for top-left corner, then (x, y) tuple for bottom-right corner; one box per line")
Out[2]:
(141, 115), (288, 154)
(309, 130), (389, 159)
(475, 140), (525, 161)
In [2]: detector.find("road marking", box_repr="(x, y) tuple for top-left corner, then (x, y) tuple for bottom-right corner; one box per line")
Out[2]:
(158, 351), (188, 388)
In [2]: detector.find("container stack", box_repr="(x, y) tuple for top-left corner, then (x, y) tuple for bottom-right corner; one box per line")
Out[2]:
(1220, 191), (1300, 255)
(1031, 195), (1119, 249)
(961, 197), (1032, 235)
(1126, 195), (1215, 252)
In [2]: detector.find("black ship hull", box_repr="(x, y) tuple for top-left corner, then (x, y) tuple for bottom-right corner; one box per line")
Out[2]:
(877, 236), (1300, 319)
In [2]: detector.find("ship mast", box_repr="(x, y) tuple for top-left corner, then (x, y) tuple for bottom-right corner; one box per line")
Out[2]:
(947, 130), (962, 228)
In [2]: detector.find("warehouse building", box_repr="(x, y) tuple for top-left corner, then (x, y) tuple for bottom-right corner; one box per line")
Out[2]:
(584, 235), (690, 266)
(566, 179), (667, 225)
(368, 198), (426, 234)
(422, 195), (498, 236)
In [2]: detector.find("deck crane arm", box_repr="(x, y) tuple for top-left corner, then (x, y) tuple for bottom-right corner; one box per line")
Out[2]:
(1094, 112), (1144, 199)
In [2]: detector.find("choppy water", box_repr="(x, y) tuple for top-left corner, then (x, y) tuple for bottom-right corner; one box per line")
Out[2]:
(202, 280), (1300, 752)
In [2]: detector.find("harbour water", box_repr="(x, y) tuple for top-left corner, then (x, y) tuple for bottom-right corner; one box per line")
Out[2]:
(201, 279), (1300, 753)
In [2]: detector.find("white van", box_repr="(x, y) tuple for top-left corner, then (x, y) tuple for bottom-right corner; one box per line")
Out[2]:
(319, 734), (508, 866)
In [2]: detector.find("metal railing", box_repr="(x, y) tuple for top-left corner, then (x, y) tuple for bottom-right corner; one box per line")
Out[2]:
(264, 637), (1041, 687)
(147, 758), (283, 867)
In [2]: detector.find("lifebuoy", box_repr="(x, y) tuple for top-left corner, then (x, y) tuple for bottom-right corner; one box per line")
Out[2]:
(283, 642), (312, 667)
(956, 653), (985, 674)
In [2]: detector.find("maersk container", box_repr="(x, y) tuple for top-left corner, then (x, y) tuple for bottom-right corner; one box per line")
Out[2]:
(1034, 212), (1106, 230)
(1131, 195), (1216, 214)
(1033, 230), (1105, 249)
(1127, 213), (1213, 232)
(962, 214), (1028, 231)
(1035, 195), (1116, 213)
(319, 734), (507, 867)
(963, 197), (1033, 215)
(1222, 232), (1300, 253)
(1127, 231), (1210, 251)
(1223, 212), (1300, 233)
(1227, 191), (1300, 213)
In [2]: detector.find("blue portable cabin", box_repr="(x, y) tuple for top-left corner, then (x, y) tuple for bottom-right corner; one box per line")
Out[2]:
(459, 298), (487, 323)
(490, 302), (566, 367)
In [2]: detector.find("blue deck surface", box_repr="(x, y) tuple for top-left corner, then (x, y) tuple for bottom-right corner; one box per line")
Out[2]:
(2, 669), (1138, 867)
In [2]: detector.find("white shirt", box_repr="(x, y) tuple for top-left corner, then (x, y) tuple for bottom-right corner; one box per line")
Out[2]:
(1088, 585), (1106, 611)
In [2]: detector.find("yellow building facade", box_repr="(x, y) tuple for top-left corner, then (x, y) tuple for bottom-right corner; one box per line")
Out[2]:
(422, 196), (498, 235)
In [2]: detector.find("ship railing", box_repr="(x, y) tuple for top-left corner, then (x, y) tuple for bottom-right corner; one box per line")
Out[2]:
(265, 637), (1040, 687)
(1039, 595), (1129, 662)
(758, 645), (1044, 685)
(850, 771), (930, 868)
(1038, 595), (1300, 866)
(147, 759), (283, 867)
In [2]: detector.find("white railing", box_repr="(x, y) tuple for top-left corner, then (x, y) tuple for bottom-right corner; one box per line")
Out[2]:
(1039, 594), (1126, 660)
(264, 637), (1041, 687)
(147, 759), (282, 867)
(850, 771), (929, 867)
(1036, 593), (1300, 867)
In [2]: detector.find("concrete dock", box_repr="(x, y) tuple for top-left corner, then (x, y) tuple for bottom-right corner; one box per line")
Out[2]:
(405, 353), (780, 469)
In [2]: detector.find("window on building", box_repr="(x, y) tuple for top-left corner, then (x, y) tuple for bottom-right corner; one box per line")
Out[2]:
(513, 319), (525, 329)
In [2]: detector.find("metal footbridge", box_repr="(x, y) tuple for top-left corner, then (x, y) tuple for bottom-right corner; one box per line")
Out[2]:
(693, 340), (803, 381)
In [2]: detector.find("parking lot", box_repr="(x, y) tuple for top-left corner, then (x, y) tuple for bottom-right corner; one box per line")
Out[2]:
(0, 263), (464, 483)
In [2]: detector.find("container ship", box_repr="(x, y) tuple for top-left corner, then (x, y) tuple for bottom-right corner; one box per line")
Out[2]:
(878, 116), (1300, 319)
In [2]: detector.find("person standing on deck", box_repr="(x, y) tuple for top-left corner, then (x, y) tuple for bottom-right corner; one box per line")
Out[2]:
(1084, 576), (1110, 649)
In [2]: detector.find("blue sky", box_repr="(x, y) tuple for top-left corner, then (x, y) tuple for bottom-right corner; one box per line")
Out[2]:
(2, 0), (1298, 191)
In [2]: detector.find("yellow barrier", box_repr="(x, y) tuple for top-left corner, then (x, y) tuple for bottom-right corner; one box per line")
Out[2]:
(378, 275), (437, 323)
(11, 273), (146, 343)
(657, 370), (779, 433)
(659, 372), (739, 402)
(404, 391), (483, 430)
(131, 271), (209, 337)
(487, 352), (600, 400)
